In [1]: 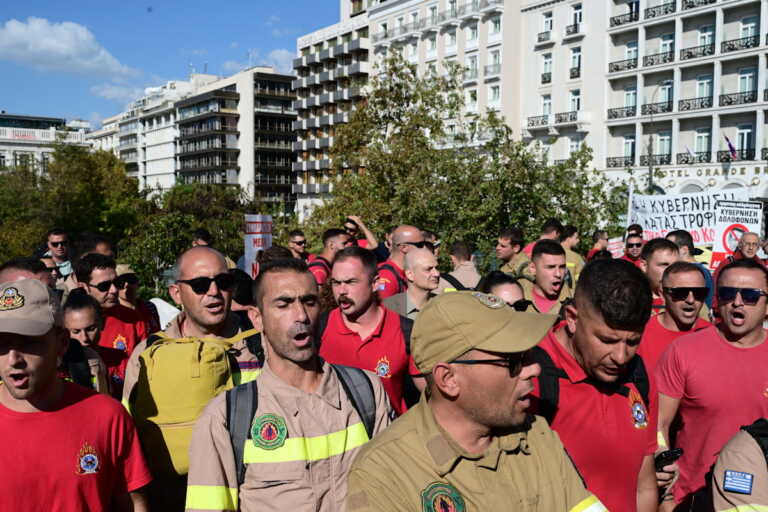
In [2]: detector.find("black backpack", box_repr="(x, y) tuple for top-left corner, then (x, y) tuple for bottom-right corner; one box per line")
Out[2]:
(741, 418), (768, 465)
(531, 346), (650, 424)
(378, 263), (408, 294)
(225, 364), (376, 487)
(439, 272), (469, 291)
(62, 340), (94, 389)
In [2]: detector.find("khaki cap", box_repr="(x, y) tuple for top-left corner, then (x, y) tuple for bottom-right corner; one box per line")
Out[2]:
(412, 291), (557, 373)
(0, 279), (61, 337)
(116, 264), (134, 277)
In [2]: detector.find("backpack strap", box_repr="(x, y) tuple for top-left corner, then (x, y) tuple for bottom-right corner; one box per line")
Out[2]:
(145, 332), (166, 347)
(316, 310), (331, 347)
(398, 315), (413, 355)
(378, 263), (407, 294)
(226, 381), (259, 488)
(439, 272), (468, 291)
(63, 340), (93, 389)
(308, 257), (331, 274)
(530, 346), (567, 424)
(627, 355), (650, 410)
(741, 418), (768, 467)
(332, 364), (376, 440)
(243, 332), (264, 362)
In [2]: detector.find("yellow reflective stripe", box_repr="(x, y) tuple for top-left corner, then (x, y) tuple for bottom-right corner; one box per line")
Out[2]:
(570, 495), (608, 512)
(185, 485), (238, 511)
(244, 422), (368, 464)
(232, 369), (261, 386)
(121, 398), (131, 414)
(657, 431), (668, 449)
(718, 506), (768, 512)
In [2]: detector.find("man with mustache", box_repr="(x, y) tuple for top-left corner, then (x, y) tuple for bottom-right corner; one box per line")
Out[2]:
(186, 258), (392, 511)
(320, 247), (423, 415)
(519, 240), (572, 314)
(383, 248), (440, 320)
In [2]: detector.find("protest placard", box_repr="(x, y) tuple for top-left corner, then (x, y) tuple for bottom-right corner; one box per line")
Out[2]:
(244, 214), (273, 278)
(710, 200), (763, 270)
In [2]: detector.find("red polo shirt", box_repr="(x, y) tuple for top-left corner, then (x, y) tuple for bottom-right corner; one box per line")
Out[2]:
(638, 314), (710, 374)
(621, 254), (643, 269)
(319, 306), (416, 415)
(376, 259), (406, 299)
(532, 325), (658, 512)
(308, 256), (332, 285)
(99, 305), (146, 397)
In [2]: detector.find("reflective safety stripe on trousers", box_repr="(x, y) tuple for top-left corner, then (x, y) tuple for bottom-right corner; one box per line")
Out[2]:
(185, 485), (238, 511)
(570, 494), (608, 512)
(717, 506), (768, 512)
(244, 421), (369, 464)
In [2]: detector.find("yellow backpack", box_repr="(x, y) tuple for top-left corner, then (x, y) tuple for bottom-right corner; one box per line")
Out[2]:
(131, 329), (258, 479)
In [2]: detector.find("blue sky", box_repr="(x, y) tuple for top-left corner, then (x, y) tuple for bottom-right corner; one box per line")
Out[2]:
(0, 1), (339, 127)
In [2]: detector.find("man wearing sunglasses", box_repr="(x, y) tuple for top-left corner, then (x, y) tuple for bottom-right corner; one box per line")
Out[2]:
(656, 258), (768, 510)
(622, 233), (645, 269)
(115, 264), (160, 334)
(286, 229), (310, 260)
(376, 224), (424, 300)
(532, 259), (658, 512)
(346, 291), (606, 512)
(44, 228), (73, 279)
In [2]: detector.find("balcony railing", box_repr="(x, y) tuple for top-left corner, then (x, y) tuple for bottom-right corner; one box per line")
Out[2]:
(541, 72), (552, 84)
(570, 66), (581, 79)
(538, 31), (551, 43)
(527, 115), (550, 128)
(610, 11), (639, 27)
(565, 23), (580, 36)
(484, 63), (501, 76)
(719, 90), (757, 106)
(680, 43), (715, 60)
(555, 111), (578, 123)
(721, 35), (760, 53)
(717, 149), (755, 162)
(682, 0), (715, 9)
(645, 1), (675, 19)
(763, 148), (768, 161)
(679, 96), (713, 111)
(464, 68), (479, 81)
(640, 154), (672, 166)
(677, 151), (711, 164)
(643, 51), (674, 66)
(609, 57), (638, 72)
(607, 106), (637, 119)
(641, 101), (673, 115)
(607, 156), (635, 167)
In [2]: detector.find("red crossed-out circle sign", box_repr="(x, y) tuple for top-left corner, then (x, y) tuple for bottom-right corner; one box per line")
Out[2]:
(722, 224), (749, 254)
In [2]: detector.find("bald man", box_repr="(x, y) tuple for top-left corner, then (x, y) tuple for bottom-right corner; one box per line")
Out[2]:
(376, 224), (425, 299)
(383, 248), (440, 320)
(713, 232), (766, 309)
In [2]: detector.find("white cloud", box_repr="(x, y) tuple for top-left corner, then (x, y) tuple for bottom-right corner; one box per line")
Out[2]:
(0, 17), (137, 78)
(90, 84), (144, 104)
(264, 15), (280, 26)
(266, 48), (294, 74)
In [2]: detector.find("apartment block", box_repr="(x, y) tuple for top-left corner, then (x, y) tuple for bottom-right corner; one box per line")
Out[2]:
(86, 114), (120, 156)
(0, 112), (89, 171)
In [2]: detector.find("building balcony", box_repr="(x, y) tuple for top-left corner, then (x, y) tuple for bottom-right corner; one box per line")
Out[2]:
(292, 183), (332, 194)
(640, 153), (672, 166)
(679, 96), (713, 111)
(349, 87), (364, 98)
(480, 0), (504, 14)
(541, 72), (551, 84)
(318, 137), (333, 149)
(721, 35), (760, 53)
(554, 110), (580, 124)
(609, 57), (638, 72)
(607, 156), (635, 167)
(372, 31), (390, 43)
(610, 11), (639, 28)
(438, 8), (459, 25)
(564, 23), (582, 37)
(682, 0), (715, 9)
(607, 105), (637, 119)
(680, 42), (715, 60)
(719, 90), (757, 106)
(350, 62), (369, 75)
(319, 93), (333, 105)
(464, 68), (479, 82)
(527, 114), (551, 128)
(319, 71), (335, 83)
(569, 66), (581, 79)
(458, 0), (481, 21)
(333, 90), (350, 102)
(645, 1), (675, 19)
(537, 31), (552, 44)
(717, 148), (755, 162)
(641, 100), (673, 115)
(677, 151), (711, 164)
(643, 51), (674, 67)
(484, 63), (501, 77)
(333, 112), (350, 124)
(763, 148), (768, 161)
(293, 56), (307, 70)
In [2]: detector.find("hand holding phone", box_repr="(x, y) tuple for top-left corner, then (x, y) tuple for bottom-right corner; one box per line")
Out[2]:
(655, 448), (683, 472)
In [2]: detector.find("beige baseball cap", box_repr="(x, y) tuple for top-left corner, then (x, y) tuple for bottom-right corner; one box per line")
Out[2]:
(412, 291), (557, 374)
(115, 264), (134, 277)
(0, 279), (61, 337)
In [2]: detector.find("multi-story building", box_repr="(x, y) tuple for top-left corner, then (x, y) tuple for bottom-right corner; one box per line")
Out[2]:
(175, 67), (297, 211)
(86, 114), (120, 156)
(0, 112), (89, 171)
(293, 0), (371, 220)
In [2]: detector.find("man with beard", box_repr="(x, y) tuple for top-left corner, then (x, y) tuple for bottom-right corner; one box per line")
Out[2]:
(383, 248), (440, 320)
(519, 240), (572, 314)
(186, 259), (392, 511)
(656, 258), (768, 510)
(320, 247), (423, 415)
(346, 291), (606, 512)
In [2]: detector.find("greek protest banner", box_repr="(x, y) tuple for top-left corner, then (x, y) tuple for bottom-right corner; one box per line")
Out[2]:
(607, 237), (625, 259)
(710, 200), (764, 270)
(244, 214), (273, 278)
(628, 190), (749, 246)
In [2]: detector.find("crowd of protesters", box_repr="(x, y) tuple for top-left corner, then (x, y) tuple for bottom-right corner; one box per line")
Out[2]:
(1, 217), (768, 512)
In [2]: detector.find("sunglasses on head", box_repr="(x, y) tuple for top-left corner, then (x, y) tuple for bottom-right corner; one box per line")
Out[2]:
(176, 273), (235, 294)
(50, 241), (68, 248)
(507, 299), (533, 312)
(115, 274), (139, 288)
(626, 243), (642, 249)
(663, 287), (708, 302)
(717, 286), (768, 306)
(89, 280), (115, 293)
(450, 351), (530, 378)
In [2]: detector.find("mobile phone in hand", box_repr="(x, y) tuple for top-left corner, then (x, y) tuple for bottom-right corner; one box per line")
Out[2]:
(655, 448), (683, 472)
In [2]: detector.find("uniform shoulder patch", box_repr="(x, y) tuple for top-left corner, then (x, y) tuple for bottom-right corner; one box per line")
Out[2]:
(0, 287), (24, 311)
(723, 470), (753, 495)
(471, 292), (504, 309)
(251, 413), (288, 450)
(421, 482), (466, 512)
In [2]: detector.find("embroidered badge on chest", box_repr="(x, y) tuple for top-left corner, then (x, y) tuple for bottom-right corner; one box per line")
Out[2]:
(421, 482), (466, 512)
(375, 356), (392, 378)
(628, 388), (648, 429)
(113, 334), (127, 351)
(76, 442), (100, 475)
(251, 414), (288, 450)
(0, 287), (24, 311)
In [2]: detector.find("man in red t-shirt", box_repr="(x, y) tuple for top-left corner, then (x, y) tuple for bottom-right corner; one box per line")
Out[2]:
(320, 246), (424, 415)
(638, 238), (680, 314)
(376, 224), (424, 300)
(656, 258), (768, 510)
(622, 233), (645, 268)
(0, 279), (151, 511)
(639, 261), (711, 374)
(532, 259), (659, 511)
(587, 229), (609, 261)
(308, 228), (350, 286)
(520, 218), (564, 257)
(520, 240), (572, 314)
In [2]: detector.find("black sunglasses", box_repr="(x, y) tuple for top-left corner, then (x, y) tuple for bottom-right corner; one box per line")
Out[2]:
(717, 286), (768, 306)
(291, 240), (307, 246)
(115, 274), (139, 288)
(89, 280), (115, 293)
(663, 287), (708, 302)
(450, 351), (530, 378)
(507, 299), (532, 312)
(401, 241), (435, 251)
(626, 243), (642, 248)
(50, 241), (68, 248)
(176, 273), (235, 295)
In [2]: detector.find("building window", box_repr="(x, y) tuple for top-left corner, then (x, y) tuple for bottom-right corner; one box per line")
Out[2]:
(739, 67), (756, 92)
(410, 11), (418, 25)
(659, 81), (673, 103)
(626, 41), (638, 60)
(542, 53), (552, 73)
(628, 0), (639, 15)
(409, 41), (418, 57)
(490, 16), (502, 34)
(569, 135), (582, 155)
(661, 34), (674, 54)
(468, 24), (478, 42)
(741, 17), (758, 38)
(698, 25), (714, 45)
(572, 4), (582, 24)
(490, 49), (501, 65)
(447, 30), (457, 47)
(467, 89), (478, 111)
(624, 86), (637, 107)
(543, 12), (553, 31)
(624, 135), (636, 157)
(696, 75), (712, 97)
(467, 54), (478, 73)
(570, 89), (581, 111)
(380, 22), (388, 36)
(428, 35), (437, 53)
(489, 84), (501, 103)
(429, 5), (438, 22)
(542, 94), (552, 115)
(570, 47), (581, 69)
(657, 131), (671, 155)
(738, 124), (754, 150)
(695, 129), (710, 152)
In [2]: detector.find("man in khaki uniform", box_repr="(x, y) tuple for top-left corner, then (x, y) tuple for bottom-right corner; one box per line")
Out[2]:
(383, 248), (439, 319)
(346, 291), (606, 512)
(435, 241), (481, 293)
(186, 259), (392, 512)
(519, 240), (573, 314)
(496, 228), (525, 274)
(560, 225), (585, 284)
(712, 419), (768, 511)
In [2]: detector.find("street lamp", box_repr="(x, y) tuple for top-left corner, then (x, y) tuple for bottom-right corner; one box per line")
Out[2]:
(647, 78), (674, 193)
